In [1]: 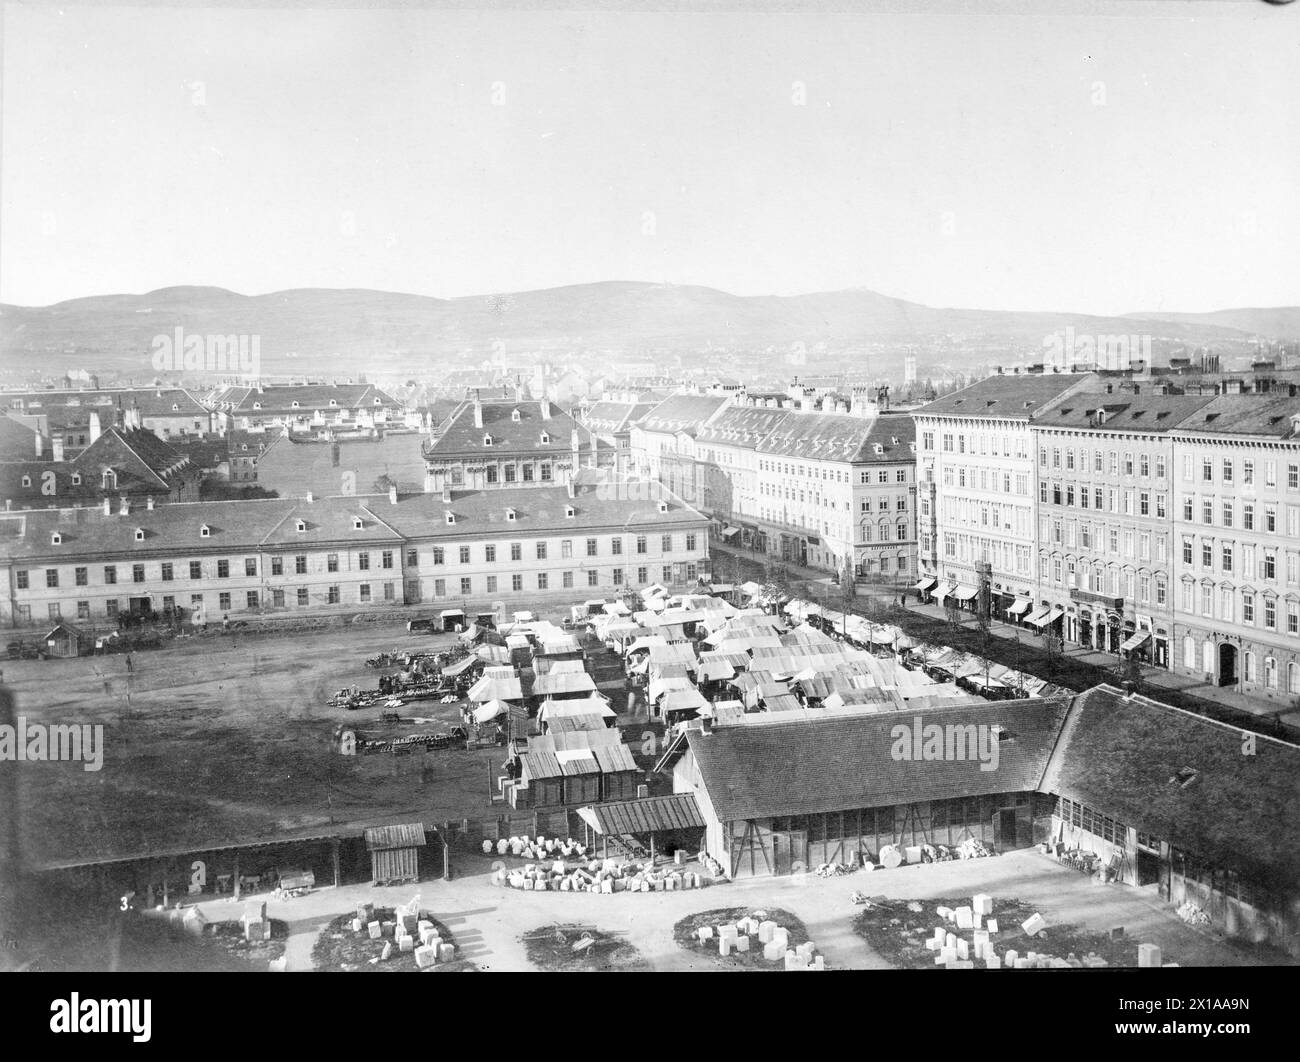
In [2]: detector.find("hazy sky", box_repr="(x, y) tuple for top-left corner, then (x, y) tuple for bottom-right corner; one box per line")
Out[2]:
(2, 1), (1295, 314)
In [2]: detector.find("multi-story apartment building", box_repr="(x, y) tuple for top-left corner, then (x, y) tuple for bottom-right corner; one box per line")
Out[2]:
(577, 390), (663, 476)
(1169, 394), (1300, 703)
(1, 476), (710, 628)
(1, 387), (213, 451)
(913, 371), (1099, 615)
(421, 395), (602, 493)
(629, 393), (731, 506)
(1029, 395), (1215, 668)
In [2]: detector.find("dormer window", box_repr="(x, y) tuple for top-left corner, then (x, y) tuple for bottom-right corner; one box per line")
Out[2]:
(71, 473), (82, 486)
(565, 505), (575, 518)
(292, 401), (301, 408)
(873, 444), (884, 455)
(134, 528), (145, 542)
(658, 501), (669, 513)
(511, 408), (521, 422)
(296, 520), (307, 533)
(352, 517), (364, 530)
(51, 532), (62, 545)
(200, 524), (211, 538)
(20, 475), (31, 488)
(506, 508), (517, 522)
(373, 397), (381, 405)
(172, 403), (179, 412)
(445, 512), (456, 525)
(253, 402), (262, 410)
(483, 435), (493, 447)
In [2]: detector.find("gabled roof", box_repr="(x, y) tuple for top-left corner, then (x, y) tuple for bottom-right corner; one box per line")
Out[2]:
(0, 414), (42, 462)
(71, 427), (190, 490)
(363, 823), (427, 850)
(684, 695), (1072, 821)
(916, 373), (1098, 420)
(1041, 685), (1300, 885)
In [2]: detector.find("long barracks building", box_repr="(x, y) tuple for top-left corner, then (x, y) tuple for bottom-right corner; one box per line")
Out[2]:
(1, 476), (709, 628)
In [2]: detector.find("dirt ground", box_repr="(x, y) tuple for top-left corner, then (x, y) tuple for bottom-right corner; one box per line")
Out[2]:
(3, 620), (552, 865)
(13, 847), (1278, 972)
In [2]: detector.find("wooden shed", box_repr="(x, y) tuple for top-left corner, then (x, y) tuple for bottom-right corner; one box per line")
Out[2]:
(363, 823), (426, 885)
(44, 622), (87, 659)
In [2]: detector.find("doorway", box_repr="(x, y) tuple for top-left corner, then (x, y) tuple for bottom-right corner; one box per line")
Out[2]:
(994, 809), (1019, 850)
(1136, 848), (1161, 887)
(1218, 643), (1237, 687)
(771, 831), (806, 875)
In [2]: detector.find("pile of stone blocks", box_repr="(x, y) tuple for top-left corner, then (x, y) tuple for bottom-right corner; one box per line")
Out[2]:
(491, 835), (589, 860)
(497, 858), (706, 895)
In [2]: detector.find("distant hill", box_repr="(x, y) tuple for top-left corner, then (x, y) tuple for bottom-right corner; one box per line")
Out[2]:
(1, 282), (1293, 381)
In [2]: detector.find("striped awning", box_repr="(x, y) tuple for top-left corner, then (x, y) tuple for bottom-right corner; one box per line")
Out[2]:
(1121, 630), (1151, 653)
(1026, 606), (1051, 627)
(720, 526), (740, 538)
(913, 577), (937, 592)
(931, 582), (957, 605)
(952, 584), (979, 601)
(1008, 596), (1033, 616)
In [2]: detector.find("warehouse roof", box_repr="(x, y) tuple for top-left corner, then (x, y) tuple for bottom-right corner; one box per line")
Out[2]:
(684, 695), (1072, 821)
(1041, 685), (1300, 886)
(363, 823), (428, 850)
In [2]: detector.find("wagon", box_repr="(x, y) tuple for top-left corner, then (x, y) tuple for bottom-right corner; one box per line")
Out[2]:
(275, 869), (315, 898)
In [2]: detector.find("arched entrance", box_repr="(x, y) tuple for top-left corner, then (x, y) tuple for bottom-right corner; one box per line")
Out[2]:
(1218, 643), (1237, 687)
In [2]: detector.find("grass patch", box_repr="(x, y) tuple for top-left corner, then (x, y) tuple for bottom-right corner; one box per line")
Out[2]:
(522, 924), (648, 972)
(852, 895), (1139, 969)
(310, 907), (475, 972)
(673, 907), (810, 970)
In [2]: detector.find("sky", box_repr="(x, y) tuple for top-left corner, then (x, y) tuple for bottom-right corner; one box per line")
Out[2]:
(2, 1), (1296, 315)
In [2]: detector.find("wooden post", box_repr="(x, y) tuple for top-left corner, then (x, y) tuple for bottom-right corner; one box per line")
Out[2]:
(650, 832), (656, 867)
(603, 834), (607, 860)
(332, 839), (341, 888)
(442, 841), (451, 882)
(233, 851), (241, 902)
(162, 866), (169, 908)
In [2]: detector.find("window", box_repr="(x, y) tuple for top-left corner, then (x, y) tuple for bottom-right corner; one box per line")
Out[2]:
(434, 579), (446, 597)
(104, 565), (117, 585)
(406, 549), (418, 568)
(486, 576), (497, 593)
(433, 547), (445, 565)
(1266, 506), (1278, 534)
(327, 554), (339, 573)
(586, 538), (598, 557)
(358, 552), (370, 571)
(1243, 460), (1254, 485)
(485, 466), (498, 483)
(1202, 542), (1212, 568)
(187, 561), (200, 580)
(1243, 592), (1255, 624)
(535, 542), (547, 561)
(133, 564), (145, 584)
(72, 566), (87, 587)
(219, 592), (232, 611)
(1265, 597), (1277, 630)
(1202, 458), (1213, 482)
(1202, 501), (1213, 525)
(562, 571), (573, 589)
(662, 534), (673, 553)
(106, 600), (119, 618)
(510, 542), (522, 561)
(511, 574), (522, 591)
(522, 464), (534, 482)
(588, 570), (600, 587)
(637, 566), (648, 583)
(612, 568), (625, 586)
(561, 540), (572, 559)
(611, 536), (623, 556)
(1244, 504), (1254, 531)
(269, 557), (282, 577)
(217, 559), (230, 578)
(327, 586), (339, 604)
(1222, 545), (1233, 572)
(247, 591), (260, 609)
(459, 545), (471, 564)
(76, 601), (90, 620)
(503, 464), (516, 483)
(295, 554), (307, 575)
(1265, 552), (1277, 581)
(1182, 497), (1193, 521)
(459, 577), (471, 595)
(540, 463), (552, 481)
(536, 572), (548, 590)
(15, 570), (29, 590)
(1290, 464), (1300, 490)
(272, 589), (285, 607)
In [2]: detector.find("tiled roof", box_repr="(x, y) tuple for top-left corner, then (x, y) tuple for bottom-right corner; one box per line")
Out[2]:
(254, 432), (427, 495)
(685, 695), (1071, 820)
(695, 406), (791, 448)
(71, 427), (189, 490)
(1041, 685), (1300, 883)
(1035, 395), (1218, 432)
(915, 373), (1098, 419)
(220, 384), (401, 413)
(2, 388), (208, 417)
(758, 411), (915, 464)
(1170, 394), (1300, 438)
(582, 401), (658, 435)
(424, 399), (592, 457)
(634, 394), (731, 435)
(0, 414), (41, 461)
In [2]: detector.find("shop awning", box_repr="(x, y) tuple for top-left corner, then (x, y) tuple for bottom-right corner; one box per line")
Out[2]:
(720, 526), (740, 539)
(439, 608), (465, 619)
(1121, 631), (1151, 653)
(1046, 605), (1065, 624)
(931, 582), (956, 605)
(1008, 597), (1033, 616)
(1026, 607), (1052, 628)
(913, 577), (937, 592)
(442, 654), (480, 677)
(952, 584), (979, 601)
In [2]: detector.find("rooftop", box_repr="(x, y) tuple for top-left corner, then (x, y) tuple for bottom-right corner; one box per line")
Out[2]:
(915, 373), (1098, 420)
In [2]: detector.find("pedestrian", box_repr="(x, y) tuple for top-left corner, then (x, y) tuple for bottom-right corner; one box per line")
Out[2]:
(125, 653), (133, 674)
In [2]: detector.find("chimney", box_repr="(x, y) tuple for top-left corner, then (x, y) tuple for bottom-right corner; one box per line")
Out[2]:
(388, 485), (398, 505)
(118, 495), (129, 516)
(566, 478), (575, 498)
(146, 496), (155, 510)
(89, 412), (102, 444)
(102, 497), (111, 515)
(305, 491), (314, 503)
(473, 397), (483, 429)
(441, 485), (452, 504)
(540, 400), (551, 420)
(51, 435), (64, 463)
(34, 432), (44, 458)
